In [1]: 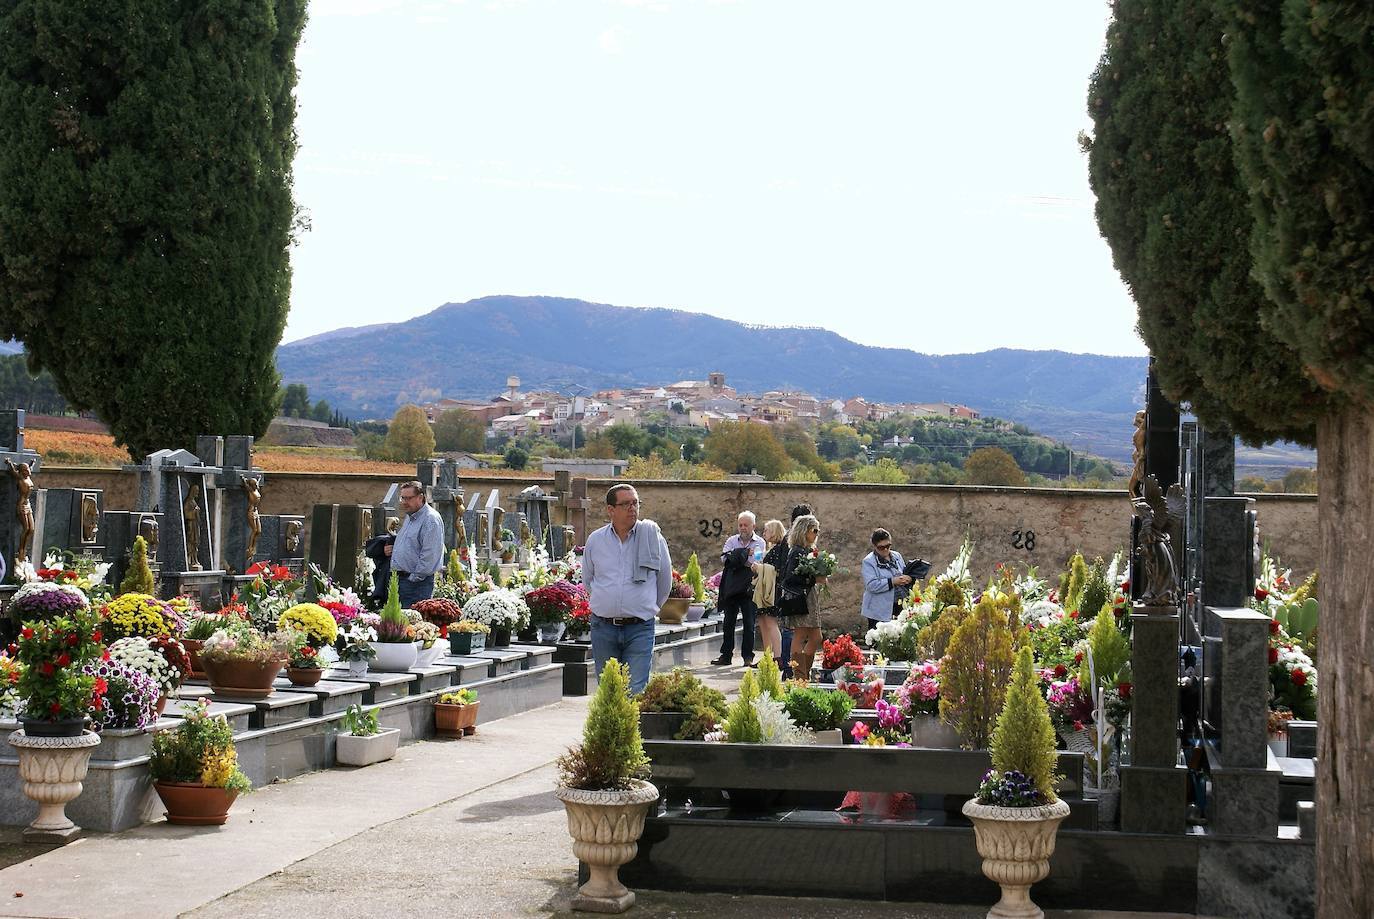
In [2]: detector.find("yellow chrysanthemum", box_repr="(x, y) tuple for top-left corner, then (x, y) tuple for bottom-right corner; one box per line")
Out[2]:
(277, 603), (338, 647)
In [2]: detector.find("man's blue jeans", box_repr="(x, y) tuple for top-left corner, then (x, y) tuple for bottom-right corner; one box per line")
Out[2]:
(397, 575), (434, 608)
(590, 616), (656, 695)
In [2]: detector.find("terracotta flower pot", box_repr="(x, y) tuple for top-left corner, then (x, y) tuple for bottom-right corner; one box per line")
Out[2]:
(555, 780), (659, 913)
(435, 701), (480, 737)
(202, 656), (286, 700)
(962, 798), (1072, 918)
(155, 695), (169, 717)
(287, 667), (324, 687)
(154, 781), (239, 826)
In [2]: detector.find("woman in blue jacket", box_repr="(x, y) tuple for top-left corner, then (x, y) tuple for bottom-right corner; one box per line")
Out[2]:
(861, 528), (913, 632)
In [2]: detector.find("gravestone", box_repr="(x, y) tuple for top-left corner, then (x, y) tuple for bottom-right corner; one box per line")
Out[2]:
(40, 488), (103, 560)
(0, 410), (45, 577)
(103, 511), (163, 596)
(198, 435), (265, 576)
(307, 504), (373, 587)
(550, 471), (592, 549)
(128, 447), (224, 602)
(515, 485), (557, 556)
(462, 492), (482, 559)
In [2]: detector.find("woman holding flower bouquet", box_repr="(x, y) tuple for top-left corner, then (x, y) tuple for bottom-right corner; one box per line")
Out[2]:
(778, 514), (830, 677)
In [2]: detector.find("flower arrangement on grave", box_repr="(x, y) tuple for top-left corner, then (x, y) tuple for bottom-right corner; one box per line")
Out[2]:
(976, 646), (1062, 807)
(12, 608), (105, 727)
(1269, 635), (1317, 720)
(565, 597), (591, 639)
(165, 593), (200, 622)
(850, 698), (910, 747)
(1045, 675), (1094, 736)
(8, 581), (90, 622)
(277, 603), (339, 648)
(782, 684), (853, 733)
(107, 636), (187, 696)
(449, 619), (491, 635)
(412, 598), (464, 631)
(184, 606), (248, 642)
(338, 624), (378, 664)
(939, 592), (1016, 749)
(374, 575), (416, 643)
(414, 621), (441, 649)
(894, 659), (942, 717)
(284, 633), (324, 672)
(101, 593), (181, 641)
(833, 664), (884, 709)
(524, 580), (590, 628)
(199, 620), (294, 665)
(865, 614), (924, 662)
(319, 599), (361, 629)
(668, 570), (694, 600)
(821, 633), (865, 671)
(637, 668), (728, 741)
(461, 589), (529, 631)
(556, 658), (650, 789)
(118, 536), (156, 596)
(0, 652), (25, 720)
(438, 687), (478, 706)
(238, 562), (303, 633)
(38, 551), (113, 602)
(149, 699), (252, 793)
(83, 657), (160, 732)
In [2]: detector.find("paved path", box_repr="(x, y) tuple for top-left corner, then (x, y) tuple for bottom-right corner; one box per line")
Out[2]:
(0, 662), (1204, 918)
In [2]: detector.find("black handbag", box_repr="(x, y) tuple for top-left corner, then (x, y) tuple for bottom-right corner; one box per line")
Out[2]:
(904, 558), (932, 580)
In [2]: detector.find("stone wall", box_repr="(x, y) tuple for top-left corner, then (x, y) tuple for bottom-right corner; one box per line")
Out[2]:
(37, 467), (1317, 631)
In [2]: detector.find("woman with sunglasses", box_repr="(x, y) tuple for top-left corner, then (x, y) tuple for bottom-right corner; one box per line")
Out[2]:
(777, 514), (827, 678)
(861, 528), (913, 633)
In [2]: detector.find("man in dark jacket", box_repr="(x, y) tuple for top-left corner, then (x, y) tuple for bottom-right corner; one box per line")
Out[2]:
(363, 533), (395, 609)
(712, 511), (767, 667)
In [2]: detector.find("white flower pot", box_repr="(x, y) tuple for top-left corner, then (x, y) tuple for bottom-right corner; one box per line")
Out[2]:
(369, 641), (418, 672)
(910, 714), (961, 749)
(9, 730), (102, 843)
(335, 728), (400, 767)
(555, 780), (659, 913)
(343, 658), (369, 677)
(962, 798), (1072, 918)
(417, 642), (445, 667)
(812, 728), (844, 745)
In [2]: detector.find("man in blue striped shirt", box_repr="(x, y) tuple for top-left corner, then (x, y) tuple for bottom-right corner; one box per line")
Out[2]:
(385, 480), (445, 607)
(581, 484), (672, 694)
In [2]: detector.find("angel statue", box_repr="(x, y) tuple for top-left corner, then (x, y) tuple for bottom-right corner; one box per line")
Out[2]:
(1132, 474), (1185, 607)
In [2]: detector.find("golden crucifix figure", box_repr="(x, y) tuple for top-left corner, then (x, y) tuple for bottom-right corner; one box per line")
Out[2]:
(242, 475), (263, 563)
(5, 458), (34, 564)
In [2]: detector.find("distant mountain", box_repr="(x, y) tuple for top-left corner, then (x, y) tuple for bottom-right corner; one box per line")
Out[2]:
(276, 295), (1150, 458)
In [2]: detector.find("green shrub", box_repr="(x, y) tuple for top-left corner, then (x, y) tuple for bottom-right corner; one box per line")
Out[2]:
(637, 668), (727, 740)
(783, 685), (854, 732)
(723, 671), (763, 743)
(755, 653), (785, 700)
(990, 646), (1061, 802)
(939, 594), (1016, 749)
(119, 535), (155, 596)
(683, 552), (705, 603)
(557, 659), (650, 790)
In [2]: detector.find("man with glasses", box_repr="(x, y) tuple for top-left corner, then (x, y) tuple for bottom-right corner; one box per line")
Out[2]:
(385, 479), (445, 607)
(712, 511), (766, 667)
(581, 483), (672, 694)
(860, 527), (912, 632)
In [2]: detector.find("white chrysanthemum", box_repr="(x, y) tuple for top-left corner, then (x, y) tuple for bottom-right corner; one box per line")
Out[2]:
(108, 637), (178, 693)
(754, 695), (811, 745)
(461, 589), (529, 628)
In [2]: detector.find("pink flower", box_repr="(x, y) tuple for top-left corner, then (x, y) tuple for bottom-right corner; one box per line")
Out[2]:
(850, 722), (870, 742)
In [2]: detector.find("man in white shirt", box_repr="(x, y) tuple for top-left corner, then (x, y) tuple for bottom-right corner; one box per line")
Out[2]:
(712, 511), (766, 667)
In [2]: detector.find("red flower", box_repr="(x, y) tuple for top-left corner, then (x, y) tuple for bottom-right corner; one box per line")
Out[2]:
(20, 627), (33, 640)
(1268, 647), (1279, 665)
(65, 632), (79, 647)
(49, 702), (62, 715)
(91, 696), (104, 711)
(40, 662), (54, 676)
(1255, 587), (1269, 601)
(55, 652), (71, 667)
(93, 677), (108, 695)
(1053, 664), (1068, 679)
(1269, 618), (1280, 635)
(1117, 681), (1132, 700)
(246, 561), (271, 576)
(1068, 609), (1079, 619)
(91, 630), (102, 644)
(1120, 579), (1130, 592)
(1074, 652), (1084, 664)
(102, 650), (111, 662)
(299, 646), (317, 660)
(1073, 720), (1085, 732)
(1290, 669), (1308, 687)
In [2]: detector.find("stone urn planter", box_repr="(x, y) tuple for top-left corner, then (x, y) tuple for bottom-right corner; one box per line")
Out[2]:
(658, 597), (689, 625)
(335, 728), (401, 767)
(202, 657), (286, 700)
(9, 729), (102, 843)
(369, 640), (418, 672)
(961, 798), (1072, 918)
(154, 782), (239, 826)
(555, 780), (659, 913)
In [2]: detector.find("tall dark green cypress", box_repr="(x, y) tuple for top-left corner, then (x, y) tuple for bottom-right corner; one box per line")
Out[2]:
(0, 1), (306, 458)
(1085, 0), (1328, 446)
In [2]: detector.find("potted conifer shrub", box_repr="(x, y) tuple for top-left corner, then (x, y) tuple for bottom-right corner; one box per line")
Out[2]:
(371, 573), (418, 671)
(554, 658), (658, 914)
(637, 667), (727, 740)
(962, 645), (1072, 918)
(335, 703), (400, 767)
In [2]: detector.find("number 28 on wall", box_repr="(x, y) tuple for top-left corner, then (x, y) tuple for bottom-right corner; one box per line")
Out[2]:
(1011, 529), (1036, 551)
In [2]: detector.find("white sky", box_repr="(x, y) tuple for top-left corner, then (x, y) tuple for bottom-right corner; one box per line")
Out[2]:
(284, 0), (1144, 357)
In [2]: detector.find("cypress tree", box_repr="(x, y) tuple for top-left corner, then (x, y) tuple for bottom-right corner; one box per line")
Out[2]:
(990, 646), (1060, 802)
(0, 2), (307, 459)
(118, 535), (156, 596)
(1085, 0), (1327, 444)
(1090, 2), (1374, 907)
